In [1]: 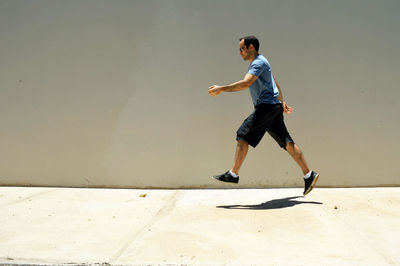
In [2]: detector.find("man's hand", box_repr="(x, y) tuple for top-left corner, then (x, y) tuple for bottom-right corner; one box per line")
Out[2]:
(282, 101), (293, 114)
(208, 85), (223, 96)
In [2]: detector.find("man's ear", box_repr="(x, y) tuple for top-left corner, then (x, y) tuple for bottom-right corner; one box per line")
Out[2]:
(249, 44), (255, 51)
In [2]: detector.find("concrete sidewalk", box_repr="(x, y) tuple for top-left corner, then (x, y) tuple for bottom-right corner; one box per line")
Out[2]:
(0, 187), (399, 266)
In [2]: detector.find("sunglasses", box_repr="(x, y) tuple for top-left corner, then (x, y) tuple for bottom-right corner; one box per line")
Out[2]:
(239, 46), (247, 52)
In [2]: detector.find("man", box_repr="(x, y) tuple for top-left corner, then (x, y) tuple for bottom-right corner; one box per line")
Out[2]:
(208, 35), (319, 195)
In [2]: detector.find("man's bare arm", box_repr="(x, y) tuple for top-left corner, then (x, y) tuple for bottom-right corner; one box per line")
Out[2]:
(274, 76), (284, 102)
(208, 73), (257, 96)
(273, 76), (293, 114)
(220, 73), (258, 92)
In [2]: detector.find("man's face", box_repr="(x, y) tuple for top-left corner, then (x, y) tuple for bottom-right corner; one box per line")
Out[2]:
(239, 40), (250, 60)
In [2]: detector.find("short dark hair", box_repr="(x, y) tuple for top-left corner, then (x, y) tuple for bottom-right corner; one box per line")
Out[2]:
(239, 35), (260, 52)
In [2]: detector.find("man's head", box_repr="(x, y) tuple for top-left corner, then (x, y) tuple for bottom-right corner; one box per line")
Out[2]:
(239, 35), (259, 61)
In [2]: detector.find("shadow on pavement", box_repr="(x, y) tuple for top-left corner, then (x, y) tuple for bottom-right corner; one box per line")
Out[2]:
(217, 196), (323, 210)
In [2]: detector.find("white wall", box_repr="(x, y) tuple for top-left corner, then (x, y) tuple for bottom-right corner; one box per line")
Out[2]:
(1, 0), (399, 188)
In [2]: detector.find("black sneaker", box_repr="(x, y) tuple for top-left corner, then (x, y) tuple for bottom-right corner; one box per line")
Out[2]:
(213, 171), (239, 184)
(303, 171), (319, 195)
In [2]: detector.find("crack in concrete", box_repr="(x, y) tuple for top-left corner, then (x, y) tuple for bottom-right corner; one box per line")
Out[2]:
(108, 190), (179, 263)
(0, 189), (55, 208)
(318, 202), (394, 265)
(335, 217), (396, 265)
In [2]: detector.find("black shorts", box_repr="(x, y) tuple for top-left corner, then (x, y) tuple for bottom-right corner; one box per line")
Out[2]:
(236, 103), (294, 149)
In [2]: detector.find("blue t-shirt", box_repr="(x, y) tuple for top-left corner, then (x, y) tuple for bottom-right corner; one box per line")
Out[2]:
(247, 54), (280, 106)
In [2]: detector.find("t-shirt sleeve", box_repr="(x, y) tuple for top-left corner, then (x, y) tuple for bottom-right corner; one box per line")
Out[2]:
(247, 59), (266, 77)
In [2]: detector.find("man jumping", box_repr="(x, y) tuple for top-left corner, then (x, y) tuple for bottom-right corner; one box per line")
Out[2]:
(208, 35), (319, 195)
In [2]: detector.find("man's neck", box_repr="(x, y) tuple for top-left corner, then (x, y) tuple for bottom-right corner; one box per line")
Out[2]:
(248, 52), (259, 62)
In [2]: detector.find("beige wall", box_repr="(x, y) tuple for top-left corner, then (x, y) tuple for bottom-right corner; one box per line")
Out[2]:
(1, 0), (399, 188)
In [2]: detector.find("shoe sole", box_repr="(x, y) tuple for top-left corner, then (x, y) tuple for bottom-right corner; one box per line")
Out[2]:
(211, 176), (239, 184)
(304, 174), (319, 195)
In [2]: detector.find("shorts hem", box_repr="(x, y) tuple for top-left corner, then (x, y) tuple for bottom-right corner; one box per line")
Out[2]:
(236, 136), (258, 148)
(280, 139), (295, 150)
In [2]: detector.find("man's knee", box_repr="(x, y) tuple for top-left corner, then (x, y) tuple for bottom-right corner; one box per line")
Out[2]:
(237, 139), (249, 147)
(285, 141), (294, 150)
(286, 142), (302, 156)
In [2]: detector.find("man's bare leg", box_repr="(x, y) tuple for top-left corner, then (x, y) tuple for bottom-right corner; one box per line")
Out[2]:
(286, 142), (310, 175)
(231, 140), (249, 175)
